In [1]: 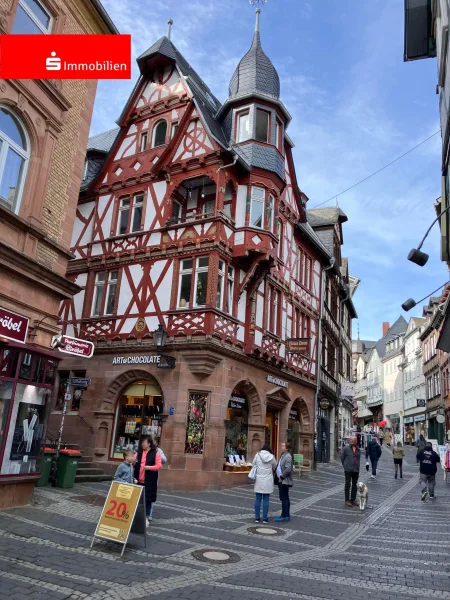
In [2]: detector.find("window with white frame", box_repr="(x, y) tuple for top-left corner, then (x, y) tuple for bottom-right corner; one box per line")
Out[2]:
(177, 257), (209, 308)
(236, 111), (251, 143)
(140, 132), (148, 152)
(117, 193), (144, 235)
(92, 270), (118, 316)
(171, 122), (179, 139)
(0, 107), (29, 213)
(255, 109), (269, 143)
(250, 186), (265, 228)
(172, 199), (182, 223)
(267, 285), (280, 335)
(216, 260), (225, 310)
(277, 219), (283, 259)
(152, 120), (167, 148)
(275, 118), (282, 150)
(267, 194), (274, 232)
(12, 0), (52, 34)
(225, 265), (234, 314)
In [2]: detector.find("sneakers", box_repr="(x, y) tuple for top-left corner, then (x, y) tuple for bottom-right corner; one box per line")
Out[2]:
(274, 517), (287, 522)
(146, 518), (151, 527)
(421, 490), (428, 501)
(262, 520), (269, 524)
(255, 519), (260, 523)
(370, 475), (376, 479)
(429, 495), (435, 500)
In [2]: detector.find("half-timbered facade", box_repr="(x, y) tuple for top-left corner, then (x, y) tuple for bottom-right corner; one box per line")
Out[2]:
(53, 13), (334, 488)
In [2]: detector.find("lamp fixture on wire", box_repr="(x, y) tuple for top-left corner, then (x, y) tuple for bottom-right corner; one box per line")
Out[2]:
(407, 203), (450, 266)
(401, 280), (450, 312)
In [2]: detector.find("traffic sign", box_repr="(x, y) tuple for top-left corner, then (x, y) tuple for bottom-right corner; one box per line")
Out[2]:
(70, 377), (91, 387)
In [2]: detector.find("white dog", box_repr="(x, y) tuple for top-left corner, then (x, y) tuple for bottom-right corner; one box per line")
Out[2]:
(356, 481), (368, 511)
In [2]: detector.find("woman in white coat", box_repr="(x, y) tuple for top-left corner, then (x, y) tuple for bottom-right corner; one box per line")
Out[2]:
(252, 444), (277, 523)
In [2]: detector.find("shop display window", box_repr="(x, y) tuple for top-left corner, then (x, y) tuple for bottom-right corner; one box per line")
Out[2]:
(0, 381), (13, 462)
(0, 383), (49, 475)
(1, 348), (20, 378)
(111, 380), (163, 459)
(287, 408), (301, 454)
(185, 391), (207, 454)
(224, 393), (248, 459)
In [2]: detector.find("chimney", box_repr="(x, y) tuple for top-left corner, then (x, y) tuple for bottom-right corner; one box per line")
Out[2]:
(382, 322), (390, 337)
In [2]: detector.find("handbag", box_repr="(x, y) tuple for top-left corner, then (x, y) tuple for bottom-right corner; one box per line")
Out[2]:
(248, 465), (257, 481)
(365, 460), (370, 472)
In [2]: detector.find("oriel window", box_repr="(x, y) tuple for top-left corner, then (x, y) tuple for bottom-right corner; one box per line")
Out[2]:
(236, 111), (250, 143)
(255, 109), (269, 143)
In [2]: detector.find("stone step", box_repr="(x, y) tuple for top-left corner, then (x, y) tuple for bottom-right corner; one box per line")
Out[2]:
(74, 473), (112, 483)
(77, 467), (106, 476)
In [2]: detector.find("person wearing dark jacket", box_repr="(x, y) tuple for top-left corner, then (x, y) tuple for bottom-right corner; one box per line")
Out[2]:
(341, 435), (361, 507)
(134, 436), (161, 525)
(417, 442), (440, 500)
(275, 442), (294, 522)
(365, 438), (382, 479)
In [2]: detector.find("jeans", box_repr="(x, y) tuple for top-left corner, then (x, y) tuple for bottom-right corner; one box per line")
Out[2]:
(394, 460), (403, 477)
(371, 458), (378, 476)
(255, 493), (270, 521)
(420, 473), (436, 496)
(278, 484), (290, 518)
(344, 471), (358, 502)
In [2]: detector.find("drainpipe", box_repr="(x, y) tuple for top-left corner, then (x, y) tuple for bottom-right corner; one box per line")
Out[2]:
(338, 285), (349, 456)
(217, 152), (238, 172)
(313, 257), (335, 469)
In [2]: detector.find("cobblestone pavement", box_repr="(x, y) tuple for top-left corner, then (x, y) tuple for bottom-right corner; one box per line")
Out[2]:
(1, 445), (449, 600)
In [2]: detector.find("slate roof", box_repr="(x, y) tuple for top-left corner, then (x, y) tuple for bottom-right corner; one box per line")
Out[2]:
(375, 316), (408, 359)
(81, 128), (120, 191)
(296, 221), (333, 262)
(87, 127), (120, 152)
(229, 30), (280, 100)
(307, 207), (348, 227)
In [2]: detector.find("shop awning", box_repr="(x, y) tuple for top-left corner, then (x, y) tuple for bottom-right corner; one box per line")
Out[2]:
(358, 407), (373, 418)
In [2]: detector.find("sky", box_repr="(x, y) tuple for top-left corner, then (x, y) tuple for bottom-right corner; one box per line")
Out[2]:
(92, 0), (444, 341)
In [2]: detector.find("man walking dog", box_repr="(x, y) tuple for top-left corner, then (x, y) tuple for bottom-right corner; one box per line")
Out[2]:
(341, 435), (361, 507)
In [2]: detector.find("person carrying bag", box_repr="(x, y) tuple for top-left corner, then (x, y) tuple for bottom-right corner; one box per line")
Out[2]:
(275, 442), (293, 522)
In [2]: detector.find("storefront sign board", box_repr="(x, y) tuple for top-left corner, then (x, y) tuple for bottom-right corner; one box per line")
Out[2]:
(403, 417), (414, 424)
(228, 395), (247, 409)
(266, 375), (288, 388)
(286, 338), (310, 356)
(340, 382), (355, 398)
(414, 414), (426, 422)
(157, 354), (176, 369)
(91, 481), (143, 556)
(319, 400), (330, 410)
(70, 377), (91, 387)
(57, 335), (94, 358)
(112, 355), (161, 365)
(289, 409), (299, 421)
(0, 306), (29, 344)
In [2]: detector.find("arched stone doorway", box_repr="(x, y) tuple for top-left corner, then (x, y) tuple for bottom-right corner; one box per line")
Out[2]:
(101, 369), (164, 460)
(230, 380), (264, 459)
(266, 385), (292, 456)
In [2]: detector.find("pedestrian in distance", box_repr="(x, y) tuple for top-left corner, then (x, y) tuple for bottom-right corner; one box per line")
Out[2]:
(378, 429), (385, 446)
(134, 436), (162, 526)
(384, 430), (392, 447)
(148, 442), (167, 521)
(341, 435), (361, 507)
(113, 450), (137, 484)
(252, 443), (277, 523)
(366, 436), (382, 479)
(275, 442), (293, 522)
(417, 441), (440, 501)
(417, 434), (427, 451)
(393, 441), (405, 479)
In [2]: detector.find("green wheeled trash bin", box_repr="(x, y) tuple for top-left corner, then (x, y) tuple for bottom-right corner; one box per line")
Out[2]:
(56, 449), (82, 488)
(36, 448), (56, 487)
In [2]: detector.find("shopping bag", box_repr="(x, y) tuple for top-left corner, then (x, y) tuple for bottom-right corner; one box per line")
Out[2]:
(365, 460), (370, 472)
(248, 465), (257, 481)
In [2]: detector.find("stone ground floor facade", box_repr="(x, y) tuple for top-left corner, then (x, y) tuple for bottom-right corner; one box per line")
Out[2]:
(0, 446), (449, 600)
(48, 343), (315, 490)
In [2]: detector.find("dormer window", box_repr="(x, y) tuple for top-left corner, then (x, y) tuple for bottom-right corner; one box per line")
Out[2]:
(237, 111), (250, 143)
(255, 109), (269, 143)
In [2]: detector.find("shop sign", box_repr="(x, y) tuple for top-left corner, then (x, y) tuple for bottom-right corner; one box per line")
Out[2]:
(0, 306), (29, 344)
(414, 414), (426, 422)
(56, 335), (94, 358)
(70, 377), (91, 388)
(340, 381), (355, 398)
(92, 481), (143, 552)
(286, 337), (310, 356)
(157, 354), (176, 369)
(289, 409), (299, 421)
(267, 375), (288, 388)
(228, 395), (247, 409)
(436, 414), (445, 424)
(112, 355), (161, 365)
(416, 398), (426, 407)
(404, 417), (414, 424)
(319, 400), (330, 410)
(429, 410), (438, 419)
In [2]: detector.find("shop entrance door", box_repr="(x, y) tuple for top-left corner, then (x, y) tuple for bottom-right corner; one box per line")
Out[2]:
(265, 409), (278, 453)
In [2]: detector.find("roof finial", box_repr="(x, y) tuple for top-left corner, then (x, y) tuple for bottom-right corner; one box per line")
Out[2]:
(357, 322), (360, 339)
(167, 18), (173, 40)
(255, 8), (261, 32)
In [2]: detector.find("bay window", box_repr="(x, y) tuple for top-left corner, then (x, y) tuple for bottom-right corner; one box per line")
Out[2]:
(236, 111), (251, 143)
(277, 219), (283, 259)
(250, 186), (265, 228)
(216, 262), (235, 314)
(275, 118), (282, 150)
(92, 270), (118, 316)
(226, 266), (234, 314)
(117, 193), (144, 235)
(217, 260), (225, 309)
(178, 257), (209, 308)
(267, 285), (281, 336)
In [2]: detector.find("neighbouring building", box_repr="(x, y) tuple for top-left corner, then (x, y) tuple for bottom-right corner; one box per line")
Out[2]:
(421, 295), (446, 444)
(399, 316), (426, 444)
(0, 0), (118, 508)
(53, 12), (344, 489)
(304, 208), (358, 462)
(404, 1), (450, 443)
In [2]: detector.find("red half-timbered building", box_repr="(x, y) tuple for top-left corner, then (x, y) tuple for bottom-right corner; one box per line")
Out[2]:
(53, 13), (335, 488)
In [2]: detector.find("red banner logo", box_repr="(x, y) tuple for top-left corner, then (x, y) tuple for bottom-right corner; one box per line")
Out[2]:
(0, 34), (131, 79)
(0, 306), (29, 343)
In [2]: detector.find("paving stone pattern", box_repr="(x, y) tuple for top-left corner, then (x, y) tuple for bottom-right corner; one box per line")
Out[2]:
(0, 446), (449, 600)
